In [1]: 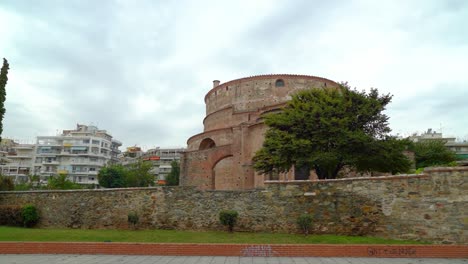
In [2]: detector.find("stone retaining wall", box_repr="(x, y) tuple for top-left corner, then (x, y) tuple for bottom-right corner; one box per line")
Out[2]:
(0, 167), (466, 244)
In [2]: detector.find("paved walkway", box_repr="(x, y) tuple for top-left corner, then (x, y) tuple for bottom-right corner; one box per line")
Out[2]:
(0, 255), (466, 264)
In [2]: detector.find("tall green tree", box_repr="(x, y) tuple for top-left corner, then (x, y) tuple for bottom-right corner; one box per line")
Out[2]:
(165, 160), (180, 186)
(126, 160), (155, 187)
(253, 84), (412, 179)
(0, 58), (9, 142)
(409, 140), (457, 168)
(98, 164), (127, 188)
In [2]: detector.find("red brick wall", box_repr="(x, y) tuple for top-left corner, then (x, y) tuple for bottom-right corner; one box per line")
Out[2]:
(0, 242), (466, 258)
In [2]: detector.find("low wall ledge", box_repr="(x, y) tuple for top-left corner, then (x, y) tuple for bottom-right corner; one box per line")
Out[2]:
(264, 173), (429, 184)
(0, 186), (195, 195)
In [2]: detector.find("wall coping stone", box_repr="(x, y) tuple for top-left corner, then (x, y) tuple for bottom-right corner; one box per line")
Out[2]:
(424, 166), (468, 172)
(0, 186), (194, 195)
(265, 173), (429, 185)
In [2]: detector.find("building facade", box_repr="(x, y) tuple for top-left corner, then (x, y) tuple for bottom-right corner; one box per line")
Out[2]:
(0, 139), (34, 183)
(180, 74), (339, 190)
(0, 124), (122, 185)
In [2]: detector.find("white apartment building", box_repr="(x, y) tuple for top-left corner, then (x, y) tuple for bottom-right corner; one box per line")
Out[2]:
(0, 124), (122, 185)
(142, 147), (185, 183)
(120, 147), (185, 184)
(0, 142), (35, 183)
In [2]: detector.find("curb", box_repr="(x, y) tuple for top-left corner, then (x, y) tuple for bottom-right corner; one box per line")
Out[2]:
(1, 242), (467, 258)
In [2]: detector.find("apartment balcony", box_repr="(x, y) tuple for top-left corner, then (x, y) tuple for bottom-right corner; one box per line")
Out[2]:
(43, 160), (60, 165)
(71, 171), (89, 175)
(40, 170), (58, 174)
(14, 145), (35, 149)
(7, 155), (33, 159)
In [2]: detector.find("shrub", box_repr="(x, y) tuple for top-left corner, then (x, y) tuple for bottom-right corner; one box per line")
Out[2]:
(21, 204), (39, 228)
(297, 214), (313, 236)
(0, 175), (14, 191)
(219, 210), (238, 232)
(128, 212), (139, 229)
(0, 205), (22, 226)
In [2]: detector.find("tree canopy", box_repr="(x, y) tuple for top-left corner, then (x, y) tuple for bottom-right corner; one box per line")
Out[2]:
(253, 84), (412, 179)
(0, 58), (9, 142)
(98, 163), (156, 188)
(409, 140), (457, 169)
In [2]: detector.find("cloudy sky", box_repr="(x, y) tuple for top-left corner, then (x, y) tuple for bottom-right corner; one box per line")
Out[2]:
(1, 0), (467, 149)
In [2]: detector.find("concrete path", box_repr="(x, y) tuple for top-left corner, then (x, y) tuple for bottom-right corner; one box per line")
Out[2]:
(0, 254), (466, 264)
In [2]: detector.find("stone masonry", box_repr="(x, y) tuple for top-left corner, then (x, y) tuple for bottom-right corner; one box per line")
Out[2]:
(0, 167), (467, 244)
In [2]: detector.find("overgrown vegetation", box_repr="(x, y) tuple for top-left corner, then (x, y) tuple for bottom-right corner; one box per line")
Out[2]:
(253, 84), (412, 179)
(219, 210), (238, 233)
(165, 160), (180, 186)
(0, 226), (427, 244)
(297, 214), (313, 236)
(0, 175), (14, 191)
(47, 174), (82, 190)
(127, 212), (139, 229)
(98, 163), (155, 188)
(0, 205), (22, 226)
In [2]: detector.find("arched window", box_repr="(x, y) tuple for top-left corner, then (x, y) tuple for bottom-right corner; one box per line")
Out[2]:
(199, 138), (216, 150)
(275, 79), (285, 87)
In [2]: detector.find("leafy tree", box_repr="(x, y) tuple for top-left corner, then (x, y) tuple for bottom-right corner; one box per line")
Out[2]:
(165, 160), (180, 186)
(47, 174), (82, 190)
(409, 140), (457, 168)
(126, 160), (155, 187)
(0, 58), (9, 142)
(253, 84), (412, 179)
(98, 164), (127, 188)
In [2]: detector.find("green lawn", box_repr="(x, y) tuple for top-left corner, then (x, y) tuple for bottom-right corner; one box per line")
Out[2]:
(0, 226), (426, 244)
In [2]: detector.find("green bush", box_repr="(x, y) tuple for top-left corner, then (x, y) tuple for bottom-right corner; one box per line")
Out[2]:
(127, 212), (139, 229)
(0, 175), (14, 191)
(0, 205), (23, 226)
(219, 210), (238, 232)
(21, 204), (39, 228)
(297, 214), (313, 236)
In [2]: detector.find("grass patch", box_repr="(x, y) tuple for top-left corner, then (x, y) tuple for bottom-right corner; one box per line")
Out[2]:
(0, 226), (426, 244)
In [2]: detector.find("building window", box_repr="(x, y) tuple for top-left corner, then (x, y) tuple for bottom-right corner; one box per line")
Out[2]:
(275, 79), (285, 87)
(199, 138), (216, 150)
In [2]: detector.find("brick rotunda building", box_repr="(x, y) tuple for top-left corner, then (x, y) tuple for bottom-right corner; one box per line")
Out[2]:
(180, 74), (339, 190)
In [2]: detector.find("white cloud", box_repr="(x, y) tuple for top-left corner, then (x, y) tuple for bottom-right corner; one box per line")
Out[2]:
(1, 0), (467, 148)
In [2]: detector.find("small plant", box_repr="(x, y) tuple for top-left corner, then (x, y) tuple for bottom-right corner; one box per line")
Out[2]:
(21, 204), (39, 228)
(219, 210), (238, 233)
(127, 212), (139, 229)
(297, 214), (313, 236)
